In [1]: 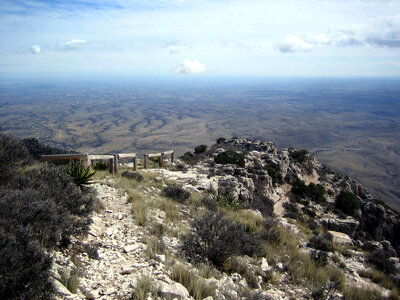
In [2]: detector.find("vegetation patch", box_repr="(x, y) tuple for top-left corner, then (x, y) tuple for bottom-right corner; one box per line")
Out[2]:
(181, 212), (260, 268)
(335, 191), (359, 216)
(290, 149), (309, 163)
(162, 184), (191, 203)
(170, 263), (216, 300)
(214, 150), (245, 167)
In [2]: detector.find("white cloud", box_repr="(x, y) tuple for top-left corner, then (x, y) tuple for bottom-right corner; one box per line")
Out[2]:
(175, 59), (207, 74)
(58, 39), (87, 51)
(30, 45), (40, 54)
(278, 36), (314, 53)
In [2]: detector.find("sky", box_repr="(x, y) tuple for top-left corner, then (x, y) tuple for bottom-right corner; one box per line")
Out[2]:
(1, 0), (400, 79)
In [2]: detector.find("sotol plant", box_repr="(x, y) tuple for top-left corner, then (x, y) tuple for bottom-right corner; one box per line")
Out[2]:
(66, 160), (96, 187)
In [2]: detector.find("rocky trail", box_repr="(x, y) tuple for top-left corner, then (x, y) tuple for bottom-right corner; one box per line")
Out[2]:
(52, 179), (189, 300)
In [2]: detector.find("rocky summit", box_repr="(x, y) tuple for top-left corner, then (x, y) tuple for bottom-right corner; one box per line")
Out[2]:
(40, 139), (400, 299)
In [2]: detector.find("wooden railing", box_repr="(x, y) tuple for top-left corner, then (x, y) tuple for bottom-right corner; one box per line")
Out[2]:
(40, 150), (174, 174)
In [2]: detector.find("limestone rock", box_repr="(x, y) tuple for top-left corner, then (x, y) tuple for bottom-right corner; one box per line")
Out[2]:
(159, 281), (190, 299)
(328, 230), (353, 245)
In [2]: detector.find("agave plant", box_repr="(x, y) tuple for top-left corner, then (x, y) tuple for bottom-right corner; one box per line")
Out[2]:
(66, 160), (96, 187)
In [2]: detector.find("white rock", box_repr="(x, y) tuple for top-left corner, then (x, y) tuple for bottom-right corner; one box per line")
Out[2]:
(328, 230), (353, 245)
(123, 244), (140, 253)
(260, 257), (270, 272)
(159, 282), (190, 299)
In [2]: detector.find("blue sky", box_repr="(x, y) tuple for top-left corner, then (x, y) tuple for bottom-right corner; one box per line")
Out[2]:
(1, 0), (400, 78)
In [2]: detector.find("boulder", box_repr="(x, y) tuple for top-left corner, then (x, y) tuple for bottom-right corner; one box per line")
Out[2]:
(328, 230), (353, 245)
(322, 218), (359, 236)
(159, 282), (190, 299)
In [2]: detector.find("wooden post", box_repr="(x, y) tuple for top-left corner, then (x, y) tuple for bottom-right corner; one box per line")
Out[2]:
(114, 155), (119, 174)
(109, 158), (114, 174)
(171, 151), (174, 163)
(144, 155), (148, 169)
(84, 153), (91, 168)
(133, 157), (137, 171)
(159, 153), (164, 168)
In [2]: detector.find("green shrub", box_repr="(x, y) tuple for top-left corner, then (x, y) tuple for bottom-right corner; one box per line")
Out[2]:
(335, 191), (359, 216)
(290, 149), (309, 163)
(216, 137), (226, 144)
(180, 151), (194, 162)
(214, 150), (245, 167)
(194, 145), (208, 154)
(264, 166), (281, 186)
(291, 177), (326, 204)
(93, 161), (109, 171)
(216, 194), (241, 210)
(66, 160), (96, 187)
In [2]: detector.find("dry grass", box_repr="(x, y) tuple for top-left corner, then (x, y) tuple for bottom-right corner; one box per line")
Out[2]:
(170, 263), (217, 300)
(133, 275), (157, 300)
(222, 208), (264, 234)
(145, 237), (164, 259)
(131, 199), (147, 226)
(342, 286), (384, 300)
(158, 197), (179, 223)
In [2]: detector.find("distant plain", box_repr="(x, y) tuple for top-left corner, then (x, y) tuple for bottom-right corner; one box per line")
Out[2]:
(0, 77), (399, 209)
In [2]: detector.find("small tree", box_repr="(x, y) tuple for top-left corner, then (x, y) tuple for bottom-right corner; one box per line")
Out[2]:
(335, 191), (359, 216)
(216, 137), (226, 144)
(194, 145), (207, 154)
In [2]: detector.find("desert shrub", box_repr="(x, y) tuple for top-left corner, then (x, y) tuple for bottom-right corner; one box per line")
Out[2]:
(251, 193), (274, 217)
(0, 189), (77, 248)
(181, 212), (260, 268)
(290, 149), (309, 163)
(283, 201), (303, 220)
(162, 184), (191, 203)
(217, 137), (226, 144)
(93, 160), (109, 171)
(308, 233), (334, 252)
(19, 165), (94, 218)
(194, 145), (208, 154)
(214, 150), (245, 167)
(368, 249), (397, 275)
(0, 133), (29, 184)
(0, 225), (54, 300)
(201, 196), (218, 210)
(66, 160), (96, 187)
(260, 218), (281, 244)
(180, 151), (194, 162)
(335, 191), (359, 216)
(121, 171), (144, 181)
(310, 250), (329, 266)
